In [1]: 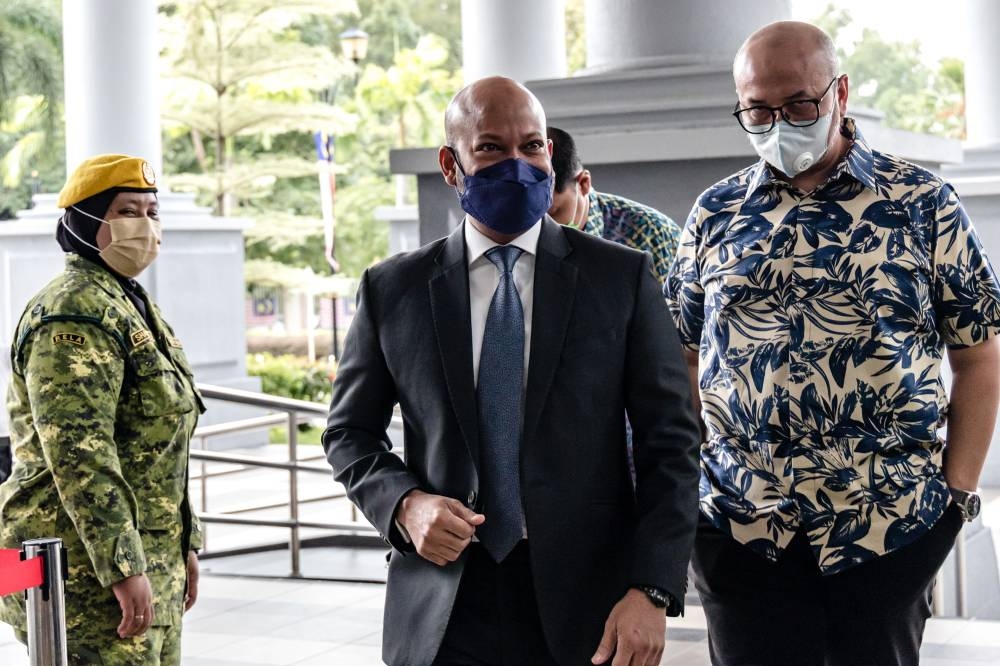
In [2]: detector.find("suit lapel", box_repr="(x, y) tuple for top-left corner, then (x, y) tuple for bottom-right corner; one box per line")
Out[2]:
(429, 225), (480, 468)
(523, 218), (577, 446)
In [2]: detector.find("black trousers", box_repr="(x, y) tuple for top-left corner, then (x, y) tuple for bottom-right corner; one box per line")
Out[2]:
(692, 504), (964, 666)
(0, 436), (10, 484)
(433, 541), (557, 666)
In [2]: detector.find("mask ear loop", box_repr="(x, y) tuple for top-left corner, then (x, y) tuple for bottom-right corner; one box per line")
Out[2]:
(446, 146), (469, 196)
(59, 214), (102, 253)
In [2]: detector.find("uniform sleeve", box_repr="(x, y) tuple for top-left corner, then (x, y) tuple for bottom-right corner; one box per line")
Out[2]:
(21, 321), (146, 586)
(187, 497), (204, 551)
(932, 184), (1000, 348)
(664, 203), (706, 353)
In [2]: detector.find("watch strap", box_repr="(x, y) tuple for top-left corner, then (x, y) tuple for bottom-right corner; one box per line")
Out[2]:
(632, 585), (681, 616)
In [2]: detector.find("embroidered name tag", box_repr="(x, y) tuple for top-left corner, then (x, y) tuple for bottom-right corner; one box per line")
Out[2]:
(131, 330), (153, 347)
(52, 332), (86, 346)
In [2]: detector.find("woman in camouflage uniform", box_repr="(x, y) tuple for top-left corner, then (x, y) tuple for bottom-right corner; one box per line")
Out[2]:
(0, 154), (204, 665)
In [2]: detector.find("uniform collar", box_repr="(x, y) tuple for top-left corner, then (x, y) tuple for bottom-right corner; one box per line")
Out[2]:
(65, 253), (127, 297)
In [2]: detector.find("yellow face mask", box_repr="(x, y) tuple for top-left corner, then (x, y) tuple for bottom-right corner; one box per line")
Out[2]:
(62, 207), (162, 278)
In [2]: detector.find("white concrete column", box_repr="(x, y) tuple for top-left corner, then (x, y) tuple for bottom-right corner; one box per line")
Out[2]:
(585, 0), (790, 73)
(964, 0), (1000, 147)
(461, 0), (566, 84)
(62, 0), (162, 174)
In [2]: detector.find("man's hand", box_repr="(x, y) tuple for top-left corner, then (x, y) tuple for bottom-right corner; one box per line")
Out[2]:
(111, 573), (154, 638)
(591, 588), (666, 666)
(396, 489), (485, 566)
(184, 550), (199, 612)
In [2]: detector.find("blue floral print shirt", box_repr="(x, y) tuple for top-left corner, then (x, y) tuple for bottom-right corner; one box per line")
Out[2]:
(665, 119), (1000, 574)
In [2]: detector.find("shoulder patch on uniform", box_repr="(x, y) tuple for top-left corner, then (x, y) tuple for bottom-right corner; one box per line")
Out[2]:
(131, 330), (152, 347)
(167, 335), (183, 349)
(52, 332), (86, 346)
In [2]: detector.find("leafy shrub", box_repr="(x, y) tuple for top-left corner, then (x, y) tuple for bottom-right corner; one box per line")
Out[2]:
(246, 352), (336, 405)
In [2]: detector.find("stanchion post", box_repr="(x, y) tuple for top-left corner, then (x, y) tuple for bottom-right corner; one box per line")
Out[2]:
(955, 528), (968, 618)
(288, 410), (301, 577)
(22, 538), (68, 666)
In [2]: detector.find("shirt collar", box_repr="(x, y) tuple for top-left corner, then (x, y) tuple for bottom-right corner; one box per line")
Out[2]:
(464, 216), (542, 268)
(742, 117), (877, 202)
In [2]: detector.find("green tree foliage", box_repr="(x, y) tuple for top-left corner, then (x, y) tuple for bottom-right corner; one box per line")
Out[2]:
(0, 0), (61, 126)
(356, 34), (461, 151)
(159, 0), (462, 282)
(0, 0), (64, 218)
(247, 351), (335, 403)
(159, 0), (356, 215)
(240, 10), (460, 280)
(301, 0), (461, 71)
(566, 0), (586, 75)
(332, 175), (392, 276)
(814, 4), (965, 139)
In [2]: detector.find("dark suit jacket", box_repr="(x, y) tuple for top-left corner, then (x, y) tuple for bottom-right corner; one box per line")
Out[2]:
(323, 217), (700, 666)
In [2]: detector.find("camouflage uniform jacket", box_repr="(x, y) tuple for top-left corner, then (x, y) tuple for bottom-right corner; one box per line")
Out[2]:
(0, 254), (204, 637)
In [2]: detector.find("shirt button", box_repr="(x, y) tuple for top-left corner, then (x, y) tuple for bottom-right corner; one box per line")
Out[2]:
(466, 491), (476, 506)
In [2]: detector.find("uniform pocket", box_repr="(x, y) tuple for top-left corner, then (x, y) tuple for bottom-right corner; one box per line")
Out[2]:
(165, 344), (206, 414)
(130, 347), (195, 417)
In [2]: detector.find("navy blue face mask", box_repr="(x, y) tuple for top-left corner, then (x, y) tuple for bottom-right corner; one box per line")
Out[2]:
(449, 149), (554, 236)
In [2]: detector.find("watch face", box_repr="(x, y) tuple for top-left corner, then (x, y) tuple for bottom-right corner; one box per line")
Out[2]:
(967, 494), (982, 519)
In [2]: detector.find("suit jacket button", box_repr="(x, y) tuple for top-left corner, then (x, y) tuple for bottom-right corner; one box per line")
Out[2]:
(466, 491), (476, 506)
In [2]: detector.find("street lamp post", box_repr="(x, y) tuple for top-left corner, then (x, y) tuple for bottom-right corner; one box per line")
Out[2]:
(317, 27), (369, 361)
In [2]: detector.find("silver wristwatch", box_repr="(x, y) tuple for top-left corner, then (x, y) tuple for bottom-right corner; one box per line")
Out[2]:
(950, 487), (982, 522)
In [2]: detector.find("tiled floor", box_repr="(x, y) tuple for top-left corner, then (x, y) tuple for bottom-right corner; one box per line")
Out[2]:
(2, 573), (1000, 665)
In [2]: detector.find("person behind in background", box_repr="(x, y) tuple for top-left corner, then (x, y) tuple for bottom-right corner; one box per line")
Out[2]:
(323, 76), (701, 666)
(0, 155), (204, 665)
(547, 125), (682, 285)
(665, 20), (1000, 666)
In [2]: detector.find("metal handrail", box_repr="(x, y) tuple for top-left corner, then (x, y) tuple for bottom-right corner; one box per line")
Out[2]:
(191, 383), (395, 576)
(198, 512), (376, 532)
(197, 384), (330, 415)
(190, 449), (331, 474)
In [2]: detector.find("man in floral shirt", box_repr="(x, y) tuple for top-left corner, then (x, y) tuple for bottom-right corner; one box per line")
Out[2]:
(665, 20), (1000, 666)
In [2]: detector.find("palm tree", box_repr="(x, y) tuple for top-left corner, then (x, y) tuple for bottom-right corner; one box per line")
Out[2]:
(0, 0), (63, 217)
(0, 0), (62, 130)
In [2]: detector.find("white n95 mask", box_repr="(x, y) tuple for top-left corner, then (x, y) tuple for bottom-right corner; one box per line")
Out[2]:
(748, 110), (834, 177)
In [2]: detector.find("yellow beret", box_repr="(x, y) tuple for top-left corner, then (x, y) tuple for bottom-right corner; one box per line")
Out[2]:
(57, 154), (157, 208)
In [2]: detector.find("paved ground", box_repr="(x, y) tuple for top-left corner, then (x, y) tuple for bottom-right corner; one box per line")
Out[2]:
(2, 446), (999, 664)
(2, 573), (1000, 665)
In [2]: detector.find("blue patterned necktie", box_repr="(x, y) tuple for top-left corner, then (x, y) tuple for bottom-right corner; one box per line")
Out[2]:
(476, 244), (525, 562)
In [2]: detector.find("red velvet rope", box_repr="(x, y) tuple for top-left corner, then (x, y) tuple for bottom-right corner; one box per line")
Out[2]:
(0, 548), (45, 597)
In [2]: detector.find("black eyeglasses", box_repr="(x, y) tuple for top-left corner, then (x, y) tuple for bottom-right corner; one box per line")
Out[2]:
(733, 77), (839, 134)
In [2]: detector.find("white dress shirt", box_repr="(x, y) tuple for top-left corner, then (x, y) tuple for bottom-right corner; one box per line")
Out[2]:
(464, 219), (539, 387)
(395, 218), (541, 545)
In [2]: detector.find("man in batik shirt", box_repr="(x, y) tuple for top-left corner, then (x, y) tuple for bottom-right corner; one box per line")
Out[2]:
(665, 20), (1000, 666)
(548, 126), (681, 285)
